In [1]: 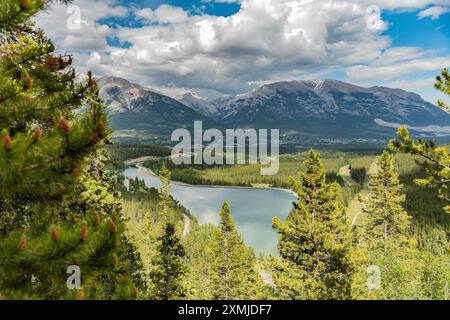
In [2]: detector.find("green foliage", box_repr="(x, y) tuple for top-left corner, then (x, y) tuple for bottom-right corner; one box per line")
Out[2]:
(149, 223), (188, 300)
(120, 169), (194, 296)
(390, 128), (450, 213)
(350, 167), (367, 187)
(107, 143), (171, 169)
(120, 148), (449, 300)
(361, 151), (411, 251)
(392, 153), (450, 255)
(435, 68), (450, 112)
(183, 223), (216, 299)
(142, 150), (377, 189)
(210, 202), (261, 299)
(0, 38), (108, 200)
(417, 251), (450, 300)
(0, 1), (44, 29)
(0, 149), (138, 299)
(0, 0), (136, 299)
(272, 150), (354, 299)
(158, 163), (176, 223)
(353, 151), (416, 299)
(390, 69), (450, 214)
(386, 71), (450, 298)
(353, 151), (449, 300)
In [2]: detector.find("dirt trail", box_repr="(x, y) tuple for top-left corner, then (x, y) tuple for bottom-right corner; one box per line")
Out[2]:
(347, 157), (379, 227)
(259, 270), (275, 287)
(183, 214), (190, 238)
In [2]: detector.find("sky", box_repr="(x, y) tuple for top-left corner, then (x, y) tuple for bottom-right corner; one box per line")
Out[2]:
(35, 0), (450, 102)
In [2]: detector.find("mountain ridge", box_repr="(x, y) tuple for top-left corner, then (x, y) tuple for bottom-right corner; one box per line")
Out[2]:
(98, 76), (450, 145)
(179, 92), (219, 118)
(98, 76), (212, 131)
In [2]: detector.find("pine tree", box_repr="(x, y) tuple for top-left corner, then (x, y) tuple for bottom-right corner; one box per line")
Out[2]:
(272, 150), (353, 300)
(149, 223), (188, 300)
(0, 145), (137, 299)
(353, 151), (420, 299)
(0, 0), (136, 299)
(362, 151), (412, 252)
(122, 165), (185, 298)
(210, 202), (260, 299)
(390, 69), (450, 214)
(385, 69), (450, 299)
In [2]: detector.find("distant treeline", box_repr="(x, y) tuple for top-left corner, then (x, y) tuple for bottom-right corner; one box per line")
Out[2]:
(108, 143), (172, 168)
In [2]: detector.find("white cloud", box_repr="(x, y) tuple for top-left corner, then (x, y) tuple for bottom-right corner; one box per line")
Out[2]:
(346, 47), (450, 81)
(202, 0), (241, 3)
(385, 77), (436, 91)
(82, 0), (395, 93)
(135, 8), (154, 21)
(367, 0), (450, 10)
(34, 0), (450, 98)
(35, 0), (128, 51)
(154, 5), (189, 24)
(418, 5), (450, 19)
(384, 77), (449, 103)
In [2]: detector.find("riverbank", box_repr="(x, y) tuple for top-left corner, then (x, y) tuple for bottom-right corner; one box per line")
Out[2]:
(137, 151), (377, 194)
(133, 163), (298, 197)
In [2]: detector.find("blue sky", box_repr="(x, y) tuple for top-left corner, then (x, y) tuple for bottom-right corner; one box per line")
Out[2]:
(99, 0), (240, 29)
(99, 1), (240, 45)
(380, 8), (450, 102)
(383, 10), (450, 50)
(36, 0), (450, 102)
(116, 0), (241, 16)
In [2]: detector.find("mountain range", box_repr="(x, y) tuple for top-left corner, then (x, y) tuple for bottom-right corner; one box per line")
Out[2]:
(98, 76), (450, 146)
(98, 77), (212, 131)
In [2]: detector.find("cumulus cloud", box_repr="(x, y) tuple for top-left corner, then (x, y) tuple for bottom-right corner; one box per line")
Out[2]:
(153, 4), (190, 24)
(135, 8), (154, 21)
(71, 0), (393, 93)
(34, 0), (450, 98)
(35, 0), (128, 51)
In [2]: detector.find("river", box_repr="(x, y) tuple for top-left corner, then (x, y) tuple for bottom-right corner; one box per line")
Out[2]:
(123, 167), (297, 254)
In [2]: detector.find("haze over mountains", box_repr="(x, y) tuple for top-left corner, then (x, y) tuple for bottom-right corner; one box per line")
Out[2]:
(99, 76), (450, 146)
